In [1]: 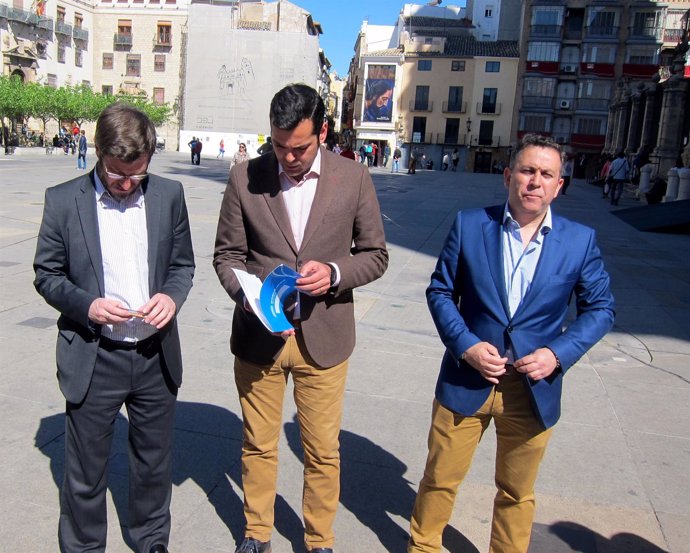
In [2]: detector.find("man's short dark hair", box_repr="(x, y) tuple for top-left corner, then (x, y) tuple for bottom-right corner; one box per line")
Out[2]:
(510, 133), (565, 168)
(269, 83), (325, 135)
(95, 103), (156, 161)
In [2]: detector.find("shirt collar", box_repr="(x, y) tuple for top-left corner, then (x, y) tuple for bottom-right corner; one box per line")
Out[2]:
(94, 168), (145, 208)
(278, 148), (322, 187)
(503, 202), (552, 235)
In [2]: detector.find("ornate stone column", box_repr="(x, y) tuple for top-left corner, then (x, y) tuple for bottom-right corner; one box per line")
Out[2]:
(613, 83), (630, 153)
(653, 43), (689, 175)
(639, 77), (660, 154)
(625, 82), (645, 155)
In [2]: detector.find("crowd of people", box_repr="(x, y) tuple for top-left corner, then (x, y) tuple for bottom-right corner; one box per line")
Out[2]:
(32, 85), (616, 553)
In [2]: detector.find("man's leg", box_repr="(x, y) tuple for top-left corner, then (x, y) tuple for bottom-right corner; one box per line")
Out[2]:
(488, 374), (553, 553)
(234, 355), (289, 542)
(290, 335), (348, 551)
(59, 348), (129, 552)
(408, 399), (491, 553)
(125, 341), (177, 552)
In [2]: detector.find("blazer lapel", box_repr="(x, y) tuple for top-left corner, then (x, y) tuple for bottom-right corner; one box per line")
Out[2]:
(482, 207), (510, 318)
(76, 172), (105, 294)
(144, 178), (161, 292)
(300, 150), (337, 253)
(258, 155), (299, 255)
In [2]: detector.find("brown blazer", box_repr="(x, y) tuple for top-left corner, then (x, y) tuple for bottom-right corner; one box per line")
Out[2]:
(213, 148), (388, 367)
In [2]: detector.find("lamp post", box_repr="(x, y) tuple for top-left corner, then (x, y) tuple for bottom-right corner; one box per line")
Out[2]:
(466, 118), (472, 145)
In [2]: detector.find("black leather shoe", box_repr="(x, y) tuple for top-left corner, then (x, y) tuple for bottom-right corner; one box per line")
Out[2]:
(235, 537), (272, 553)
(149, 546), (168, 553)
(309, 549), (333, 553)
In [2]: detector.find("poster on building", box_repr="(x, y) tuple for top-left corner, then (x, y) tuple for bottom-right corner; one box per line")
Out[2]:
(363, 64), (396, 123)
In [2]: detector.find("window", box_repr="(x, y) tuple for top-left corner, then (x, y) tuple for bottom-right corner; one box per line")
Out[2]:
(626, 45), (658, 65)
(532, 7), (562, 26)
(57, 45), (66, 63)
(451, 60), (465, 71)
(412, 116), (427, 142)
(414, 86), (430, 110)
(57, 6), (65, 24)
(118, 19), (132, 35)
(582, 44), (616, 63)
(154, 54), (166, 72)
(478, 120), (494, 146)
(632, 11), (660, 36)
(587, 8), (616, 35)
(444, 118), (460, 144)
(447, 86), (463, 111)
(102, 85), (113, 96)
(75, 49), (82, 67)
(485, 7), (493, 18)
(577, 80), (611, 110)
(424, 37), (433, 45)
(102, 53), (113, 70)
(576, 117), (605, 135)
(82, 80), (90, 88)
(417, 59), (432, 71)
(153, 87), (165, 105)
(47, 74), (58, 88)
(74, 13), (83, 28)
(527, 42), (560, 62)
(485, 61), (500, 72)
(157, 22), (172, 45)
(126, 54), (141, 76)
(522, 114), (549, 133)
(482, 88), (497, 113)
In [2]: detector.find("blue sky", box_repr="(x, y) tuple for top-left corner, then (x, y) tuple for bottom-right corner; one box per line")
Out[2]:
(293, 0), (409, 77)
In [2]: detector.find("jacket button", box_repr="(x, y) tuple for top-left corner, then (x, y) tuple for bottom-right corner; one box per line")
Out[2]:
(297, 260), (303, 268)
(507, 326), (513, 333)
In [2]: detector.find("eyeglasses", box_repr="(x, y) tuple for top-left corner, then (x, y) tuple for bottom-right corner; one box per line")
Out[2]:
(102, 162), (148, 184)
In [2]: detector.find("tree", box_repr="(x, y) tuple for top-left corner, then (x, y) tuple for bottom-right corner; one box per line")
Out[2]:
(24, 82), (59, 138)
(0, 75), (27, 146)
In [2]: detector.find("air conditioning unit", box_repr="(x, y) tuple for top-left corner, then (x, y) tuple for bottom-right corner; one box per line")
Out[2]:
(563, 64), (576, 73)
(559, 99), (571, 109)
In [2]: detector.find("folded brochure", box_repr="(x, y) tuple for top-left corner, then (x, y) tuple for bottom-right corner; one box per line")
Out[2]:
(232, 264), (301, 332)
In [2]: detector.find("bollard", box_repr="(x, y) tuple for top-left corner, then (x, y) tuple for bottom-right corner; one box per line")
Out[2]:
(677, 167), (690, 201)
(663, 168), (679, 202)
(638, 164), (653, 194)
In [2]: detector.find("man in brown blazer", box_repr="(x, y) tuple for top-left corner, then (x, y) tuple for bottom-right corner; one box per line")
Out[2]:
(213, 84), (388, 553)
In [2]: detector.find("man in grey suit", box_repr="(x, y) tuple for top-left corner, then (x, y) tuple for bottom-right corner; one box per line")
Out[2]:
(33, 103), (195, 553)
(213, 84), (388, 553)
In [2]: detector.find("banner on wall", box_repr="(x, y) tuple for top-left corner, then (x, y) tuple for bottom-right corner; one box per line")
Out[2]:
(362, 64), (396, 124)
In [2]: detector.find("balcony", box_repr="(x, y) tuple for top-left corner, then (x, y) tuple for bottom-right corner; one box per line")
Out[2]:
(8, 7), (38, 25)
(435, 133), (467, 146)
(664, 29), (686, 43)
(584, 25), (618, 39)
(628, 25), (662, 41)
(442, 101), (467, 114)
(469, 134), (502, 147)
(409, 100), (434, 112)
(580, 62), (615, 77)
(154, 37), (172, 48)
(522, 95), (554, 109)
(37, 16), (54, 31)
(570, 133), (605, 149)
(476, 102), (501, 115)
(114, 33), (133, 46)
(525, 60), (559, 74)
(576, 97), (610, 111)
(409, 132), (432, 144)
(73, 27), (89, 41)
(622, 64), (659, 79)
(55, 21), (73, 36)
(530, 24), (562, 37)
(0, 4), (7, 18)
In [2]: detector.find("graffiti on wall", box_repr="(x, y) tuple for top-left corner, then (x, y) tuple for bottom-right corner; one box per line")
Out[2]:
(217, 58), (255, 96)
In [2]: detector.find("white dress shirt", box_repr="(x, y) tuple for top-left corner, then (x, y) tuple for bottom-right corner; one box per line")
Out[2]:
(94, 172), (155, 342)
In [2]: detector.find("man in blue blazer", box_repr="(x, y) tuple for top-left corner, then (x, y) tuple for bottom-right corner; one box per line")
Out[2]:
(34, 104), (195, 553)
(408, 134), (615, 553)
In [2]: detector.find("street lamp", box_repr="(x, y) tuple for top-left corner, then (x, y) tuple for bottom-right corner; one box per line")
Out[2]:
(466, 118), (472, 133)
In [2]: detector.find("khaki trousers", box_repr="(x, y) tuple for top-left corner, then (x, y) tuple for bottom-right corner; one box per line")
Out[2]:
(234, 334), (348, 550)
(409, 372), (553, 553)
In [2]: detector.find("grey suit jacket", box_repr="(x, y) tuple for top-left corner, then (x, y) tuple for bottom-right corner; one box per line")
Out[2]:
(33, 171), (195, 404)
(213, 149), (388, 367)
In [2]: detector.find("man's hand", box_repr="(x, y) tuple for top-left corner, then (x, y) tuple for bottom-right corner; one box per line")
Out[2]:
(462, 342), (508, 385)
(88, 298), (134, 325)
(138, 293), (177, 330)
(514, 348), (559, 381)
(296, 260), (332, 296)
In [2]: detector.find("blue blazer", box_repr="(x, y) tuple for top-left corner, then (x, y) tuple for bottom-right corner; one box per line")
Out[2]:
(427, 205), (615, 429)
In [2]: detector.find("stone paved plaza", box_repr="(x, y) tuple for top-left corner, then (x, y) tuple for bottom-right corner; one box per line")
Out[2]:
(1, 149), (689, 552)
